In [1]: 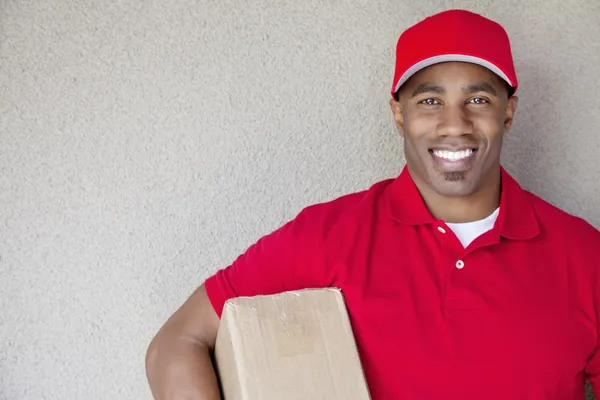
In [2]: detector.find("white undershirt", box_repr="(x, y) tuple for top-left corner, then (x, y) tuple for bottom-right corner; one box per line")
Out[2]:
(445, 208), (500, 248)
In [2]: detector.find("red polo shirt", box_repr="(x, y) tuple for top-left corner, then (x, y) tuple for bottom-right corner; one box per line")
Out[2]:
(205, 166), (600, 399)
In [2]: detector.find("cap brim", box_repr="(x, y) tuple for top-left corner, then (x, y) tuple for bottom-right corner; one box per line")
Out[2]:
(393, 54), (515, 94)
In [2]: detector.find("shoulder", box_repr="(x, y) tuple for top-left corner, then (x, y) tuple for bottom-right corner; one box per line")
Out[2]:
(525, 189), (600, 245)
(291, 178), (395, 234)
(245, 178), (395, 254)
(520, 189), (600, 298)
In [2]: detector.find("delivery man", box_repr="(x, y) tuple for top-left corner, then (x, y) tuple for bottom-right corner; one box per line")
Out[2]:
(146, 9), (600, 399)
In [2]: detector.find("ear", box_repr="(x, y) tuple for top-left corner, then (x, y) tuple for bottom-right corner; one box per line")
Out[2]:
(503, 95), (519, 131)
(389, 98), (405, 136)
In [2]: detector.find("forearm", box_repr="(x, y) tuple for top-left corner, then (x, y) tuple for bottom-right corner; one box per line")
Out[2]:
(146, 334), (221, 400)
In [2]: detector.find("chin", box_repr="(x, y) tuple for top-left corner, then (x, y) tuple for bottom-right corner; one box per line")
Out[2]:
(426, 171), (480, 197)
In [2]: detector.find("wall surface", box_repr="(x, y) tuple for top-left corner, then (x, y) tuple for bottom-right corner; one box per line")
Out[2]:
(1, 0), (599, 399)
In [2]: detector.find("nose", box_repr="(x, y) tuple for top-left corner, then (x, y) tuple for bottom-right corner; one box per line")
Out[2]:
(437, 105), (474, 137)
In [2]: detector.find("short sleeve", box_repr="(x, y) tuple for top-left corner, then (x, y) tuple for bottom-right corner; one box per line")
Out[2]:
(204, 206), (334, 317)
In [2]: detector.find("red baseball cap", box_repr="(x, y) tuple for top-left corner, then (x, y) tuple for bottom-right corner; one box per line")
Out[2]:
(391, 9), (518, 98)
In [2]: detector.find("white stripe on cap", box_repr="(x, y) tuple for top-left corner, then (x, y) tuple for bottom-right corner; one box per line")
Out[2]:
(394, 54), (514, 94)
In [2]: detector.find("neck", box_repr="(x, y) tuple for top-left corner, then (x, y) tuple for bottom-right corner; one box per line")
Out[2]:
(413, 168), (502, 223)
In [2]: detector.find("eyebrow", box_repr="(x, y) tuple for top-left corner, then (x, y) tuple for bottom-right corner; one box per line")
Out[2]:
(410, 82), (499, 97)
(411, 84), (444, 97)
(462, 82), (498, 96)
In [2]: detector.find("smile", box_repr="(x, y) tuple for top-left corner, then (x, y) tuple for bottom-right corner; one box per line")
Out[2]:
(430, 148), (477, 162)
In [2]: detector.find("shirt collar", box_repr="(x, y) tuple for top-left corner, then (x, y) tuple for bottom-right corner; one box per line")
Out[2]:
(386, 165), (540, 241)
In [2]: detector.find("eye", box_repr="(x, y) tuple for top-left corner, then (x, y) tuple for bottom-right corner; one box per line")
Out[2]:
(469, 97), (489, 104)
(418, 98), (441, 106)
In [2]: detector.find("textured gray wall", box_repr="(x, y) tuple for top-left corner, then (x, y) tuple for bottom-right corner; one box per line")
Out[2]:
(1, 0), (599, 399)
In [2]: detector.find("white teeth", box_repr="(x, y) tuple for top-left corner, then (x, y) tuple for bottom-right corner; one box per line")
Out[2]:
(432, 149), (475, 161)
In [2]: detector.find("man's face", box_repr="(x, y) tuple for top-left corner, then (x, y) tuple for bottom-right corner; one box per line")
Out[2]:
(390, 62), (519, 197)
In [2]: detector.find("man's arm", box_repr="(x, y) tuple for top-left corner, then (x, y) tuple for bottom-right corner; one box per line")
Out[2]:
(145, 284), (221, 400)
(145, 204), (335, 399)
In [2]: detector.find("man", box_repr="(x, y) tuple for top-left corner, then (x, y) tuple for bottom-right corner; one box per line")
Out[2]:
(146, 9), (600, 400)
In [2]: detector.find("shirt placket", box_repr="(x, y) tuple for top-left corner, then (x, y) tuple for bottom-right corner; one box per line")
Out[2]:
(433, 222), (499, 311)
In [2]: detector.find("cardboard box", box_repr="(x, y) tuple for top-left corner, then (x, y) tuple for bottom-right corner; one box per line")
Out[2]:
(214, 288), (372, 400)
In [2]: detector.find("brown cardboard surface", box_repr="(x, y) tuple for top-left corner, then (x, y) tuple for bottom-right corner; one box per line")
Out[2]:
(214, 288), (371, 400)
